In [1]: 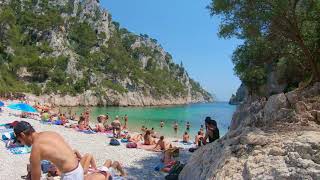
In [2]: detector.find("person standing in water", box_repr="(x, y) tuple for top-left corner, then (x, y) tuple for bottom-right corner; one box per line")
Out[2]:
(123, 114), (128, 129)
(199, 124), (204, 136)
(186, 121), (190, 131)
(173, 121), (178, 133)
(160, 120), (164, 128)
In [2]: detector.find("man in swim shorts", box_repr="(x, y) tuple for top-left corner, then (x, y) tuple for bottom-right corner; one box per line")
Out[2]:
(14, 121), (83, 180)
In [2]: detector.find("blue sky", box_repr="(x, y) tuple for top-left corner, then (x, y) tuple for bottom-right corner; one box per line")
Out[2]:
(101, 0), (242, 101)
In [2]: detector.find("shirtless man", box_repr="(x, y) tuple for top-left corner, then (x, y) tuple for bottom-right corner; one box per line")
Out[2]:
(154, 136), (172, 151)
(14, 121), (82, 180)
(123, 114), (128, 129)
(111, 116), (121, 138)
(194, 131), (203, 146)
(182, 131), (190, 143)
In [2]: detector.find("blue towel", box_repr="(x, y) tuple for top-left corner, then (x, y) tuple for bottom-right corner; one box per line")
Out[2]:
(54, 120), (62, 125)
(0, 128), (13, 133)
(79, 130), (96, 134)
(41, 121), (53, 125)
(180, 141), (193, 145)
(154, 162), (165, 171)
(9, 146), (32, 154)
(121, 139), (128, 143)
(1, 131), (15, 140)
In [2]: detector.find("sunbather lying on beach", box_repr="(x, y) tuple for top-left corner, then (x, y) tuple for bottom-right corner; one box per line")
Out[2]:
(127, 134), (143, 143)
(84, 159), (126, 179)
(74, 151), (126, 180)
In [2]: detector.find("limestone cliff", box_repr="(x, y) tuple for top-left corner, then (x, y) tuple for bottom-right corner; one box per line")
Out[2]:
(229, 83), (248, 105)
(0, 0), (213, 106)
(180, 83), (320, 179)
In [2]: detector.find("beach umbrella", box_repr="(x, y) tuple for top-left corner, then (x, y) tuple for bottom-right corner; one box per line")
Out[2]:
(7, 103), (38, 113)
(0, 101), (4, 107)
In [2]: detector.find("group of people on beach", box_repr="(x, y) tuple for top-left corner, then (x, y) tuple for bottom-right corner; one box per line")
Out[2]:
(1, 96), (221, 180)
(13, 121), (126, 180)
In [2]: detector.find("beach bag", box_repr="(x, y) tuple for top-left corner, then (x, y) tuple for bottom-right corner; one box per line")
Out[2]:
(172, 148), (180, 158)
(110, 138), (120, 146)
(126, 142), (137, 148)
(165, 162), (185, 180)
(41, 160), (52, 173)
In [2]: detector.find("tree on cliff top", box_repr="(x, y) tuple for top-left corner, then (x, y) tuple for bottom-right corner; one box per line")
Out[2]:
(208, 0), (320, 86)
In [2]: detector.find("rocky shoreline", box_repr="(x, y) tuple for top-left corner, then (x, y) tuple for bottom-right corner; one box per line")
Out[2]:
(24, 90), (213, 107)
(180, 82), (320, 179)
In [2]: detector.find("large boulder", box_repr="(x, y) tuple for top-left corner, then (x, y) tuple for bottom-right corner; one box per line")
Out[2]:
(180, 83), (320, 180)
(263, 93), (289, 124)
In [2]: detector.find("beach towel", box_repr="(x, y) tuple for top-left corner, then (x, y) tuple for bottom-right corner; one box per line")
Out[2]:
(78, 129), (96, 134)
(40, 121), (54, 125)
(136, 142), (160, 151)
(0, 128), (13, 133)
(54, 120), (62, 125)
(1, 131), (15, 140)
(9, 146), (32, 154)
(4, 140), (24, 148)
(106, 134), (115, 138)
(121, 139), (128, 143)
(179, 141), (193, 145)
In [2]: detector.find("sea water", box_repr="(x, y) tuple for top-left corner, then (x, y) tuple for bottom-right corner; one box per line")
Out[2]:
(65, 102), (236, 138)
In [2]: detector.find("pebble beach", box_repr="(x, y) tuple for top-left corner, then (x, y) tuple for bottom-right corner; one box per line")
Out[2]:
(0, 108), (192, 180)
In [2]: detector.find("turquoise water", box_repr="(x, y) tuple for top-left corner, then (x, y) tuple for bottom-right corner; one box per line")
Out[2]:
(64, 102), (236, 138)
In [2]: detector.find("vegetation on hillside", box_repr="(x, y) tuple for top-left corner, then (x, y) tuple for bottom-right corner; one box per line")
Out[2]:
(0, 0), (211, 100)
(208, 0), (320, 95)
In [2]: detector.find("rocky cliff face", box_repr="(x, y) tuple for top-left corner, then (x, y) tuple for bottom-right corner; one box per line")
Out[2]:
(229, 83), (248, 105)
(0, 0), (213, 106)
(180, 82), (320, 179)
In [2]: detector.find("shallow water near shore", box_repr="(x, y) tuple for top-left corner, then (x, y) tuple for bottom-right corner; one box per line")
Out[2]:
(63, 102), (236, 138)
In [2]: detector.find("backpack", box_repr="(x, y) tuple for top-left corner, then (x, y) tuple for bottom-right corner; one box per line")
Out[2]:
(165, 162), (185, 180)
(126, 142), (137, 148)
(110, 138), (120, 146)
(41, 160), (52, 173)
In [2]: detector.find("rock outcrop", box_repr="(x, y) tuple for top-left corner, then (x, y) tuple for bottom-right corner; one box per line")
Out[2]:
(180, 82), (320, 180)
(229, 83), (248, 105)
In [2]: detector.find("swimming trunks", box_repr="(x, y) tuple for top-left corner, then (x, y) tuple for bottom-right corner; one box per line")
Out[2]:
(97, 166), (117, 177)
(61, 163), (84, 180)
